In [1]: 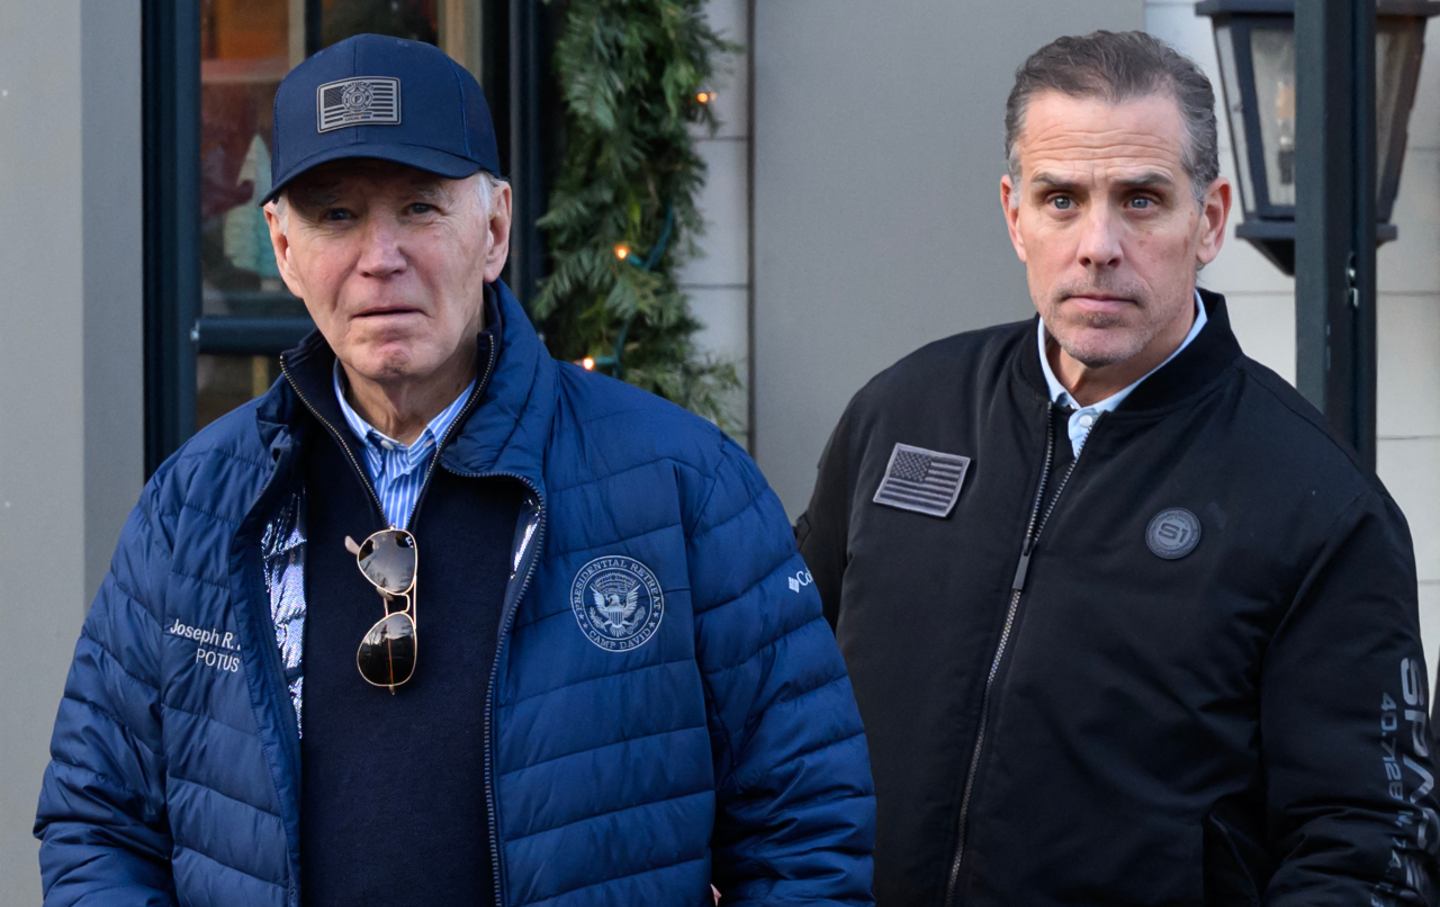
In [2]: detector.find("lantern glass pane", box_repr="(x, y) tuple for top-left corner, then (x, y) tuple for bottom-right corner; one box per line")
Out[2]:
(1375, 17), (1424, 219)
(1214, 23), (1257, 215)
(1376, 20), (1418, 156)
(1251, 26), (1296, 208)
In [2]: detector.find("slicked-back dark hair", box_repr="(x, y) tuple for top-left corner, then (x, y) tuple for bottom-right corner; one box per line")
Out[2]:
(1005, 30), (1220, 203)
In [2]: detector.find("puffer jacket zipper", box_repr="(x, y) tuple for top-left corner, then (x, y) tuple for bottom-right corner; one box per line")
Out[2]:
(440, 474), (544, 907)
(944, 404), (1097, 906)
(277, 357), (387, 524)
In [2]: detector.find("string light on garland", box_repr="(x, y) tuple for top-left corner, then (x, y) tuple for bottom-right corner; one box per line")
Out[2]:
(534, 0), (741, 430)
(576, 209), (675, 377)
(575, 353), (617, 371)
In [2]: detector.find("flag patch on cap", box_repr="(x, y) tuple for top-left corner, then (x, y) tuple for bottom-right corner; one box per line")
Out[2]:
(873, 443), (970, 518)
(317, 77), (401, 132)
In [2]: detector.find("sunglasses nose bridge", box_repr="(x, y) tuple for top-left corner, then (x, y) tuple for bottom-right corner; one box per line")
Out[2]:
(380, 589), (412, 613)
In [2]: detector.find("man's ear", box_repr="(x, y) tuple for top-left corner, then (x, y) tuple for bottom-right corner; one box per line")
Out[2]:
(1000, 174), (1027, 263)
(263, 202), (306, 299)
(1195, 177), (1232, 268)
(483, 182), (514, 282)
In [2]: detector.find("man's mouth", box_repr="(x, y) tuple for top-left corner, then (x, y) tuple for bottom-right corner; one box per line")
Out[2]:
(1064, 294), (1136, 314)
(354, 306), (422, 319)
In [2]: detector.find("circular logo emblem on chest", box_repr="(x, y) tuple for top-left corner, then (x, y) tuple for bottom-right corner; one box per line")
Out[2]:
(1146, 507), (1202, 560)
(570, 556), (665, 652)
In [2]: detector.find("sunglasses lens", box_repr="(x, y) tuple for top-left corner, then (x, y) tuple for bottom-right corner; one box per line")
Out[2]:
(356, 612), (416, 688)
(357, 530), (416, 594)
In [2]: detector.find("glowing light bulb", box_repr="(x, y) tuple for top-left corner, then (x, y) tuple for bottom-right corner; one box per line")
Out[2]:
(613, 243), (632, 261)
(695, 90), (714, 105)
(581, 356), (596, 371)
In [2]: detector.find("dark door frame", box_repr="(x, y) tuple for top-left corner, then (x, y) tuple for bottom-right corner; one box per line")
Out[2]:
(142, 0), (201, 474)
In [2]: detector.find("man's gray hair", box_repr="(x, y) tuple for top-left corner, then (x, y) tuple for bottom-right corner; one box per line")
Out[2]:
(473, 170), (506, 220)
(1004, 30), (1220, 204)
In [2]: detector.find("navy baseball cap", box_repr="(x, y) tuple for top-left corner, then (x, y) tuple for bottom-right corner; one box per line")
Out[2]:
(264, 33), (501, 204)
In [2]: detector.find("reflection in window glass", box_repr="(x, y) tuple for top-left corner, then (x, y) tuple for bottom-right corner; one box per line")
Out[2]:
(200, 0), (295, 318)
(198, 354), (284, 429)
(323, 0), (438, 47)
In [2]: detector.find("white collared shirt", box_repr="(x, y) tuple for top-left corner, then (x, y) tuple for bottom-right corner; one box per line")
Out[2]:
(1038, 290), (1208, 457)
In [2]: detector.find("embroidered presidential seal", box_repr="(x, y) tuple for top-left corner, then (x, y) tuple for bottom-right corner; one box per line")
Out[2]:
(570, 555), (664, 652)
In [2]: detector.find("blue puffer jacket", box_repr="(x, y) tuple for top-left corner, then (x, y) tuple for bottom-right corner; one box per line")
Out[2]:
(35, 282), (876, 906)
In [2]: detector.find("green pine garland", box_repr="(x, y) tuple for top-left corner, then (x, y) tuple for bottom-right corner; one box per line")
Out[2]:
(534, 0), (741, 430)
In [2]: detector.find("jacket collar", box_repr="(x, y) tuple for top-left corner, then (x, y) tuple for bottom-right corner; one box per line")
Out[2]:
(440, 280), (555, 489)
(258, 280), (556, 492)
(1014, 288), (1243, 415)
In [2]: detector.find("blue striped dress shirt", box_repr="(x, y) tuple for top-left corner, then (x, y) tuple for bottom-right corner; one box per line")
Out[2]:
(332, 363), (476, 529)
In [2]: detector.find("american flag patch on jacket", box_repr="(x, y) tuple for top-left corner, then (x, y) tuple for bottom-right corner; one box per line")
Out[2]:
(316, 77), (401, 132)
(872, 443), (970, 518)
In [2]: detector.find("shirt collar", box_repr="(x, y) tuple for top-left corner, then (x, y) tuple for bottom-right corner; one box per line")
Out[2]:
(1037, 289), (1208, 413)
(332, 361), (477, 460)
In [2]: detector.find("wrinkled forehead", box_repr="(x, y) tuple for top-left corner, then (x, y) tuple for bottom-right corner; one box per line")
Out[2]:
(284, 158), (460, 207)
(1012, 90), (1189, 183)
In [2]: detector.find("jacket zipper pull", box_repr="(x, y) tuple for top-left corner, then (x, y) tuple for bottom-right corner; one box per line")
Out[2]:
(1011, 537), (1035, 593)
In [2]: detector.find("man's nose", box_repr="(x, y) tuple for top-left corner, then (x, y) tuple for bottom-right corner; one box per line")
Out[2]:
(1076, 206), (1122, 270)
(357, 217), (407, 277)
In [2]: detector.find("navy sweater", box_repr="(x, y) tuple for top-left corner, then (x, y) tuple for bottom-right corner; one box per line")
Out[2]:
(297, 378), (520, 905)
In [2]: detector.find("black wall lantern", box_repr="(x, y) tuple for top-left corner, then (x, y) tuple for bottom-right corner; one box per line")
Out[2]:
(1197, 0), (1437, 275)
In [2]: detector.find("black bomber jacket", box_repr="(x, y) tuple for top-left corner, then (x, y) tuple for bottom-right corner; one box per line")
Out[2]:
(798, 291), (1438, 906)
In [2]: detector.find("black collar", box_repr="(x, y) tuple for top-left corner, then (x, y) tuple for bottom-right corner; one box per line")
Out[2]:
(1014, 288), (1243, 415)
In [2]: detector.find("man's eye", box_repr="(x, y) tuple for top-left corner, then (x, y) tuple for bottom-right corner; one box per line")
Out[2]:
(320, 208), (353, 222)
(1129, 196), (1156, 210)
(1048, 196), (1074, 210)
(407, 203), (436, 215)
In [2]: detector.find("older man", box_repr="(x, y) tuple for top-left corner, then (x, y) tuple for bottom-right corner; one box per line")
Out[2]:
(799, 30), (1437, 906)
(36, 34), (874, 906)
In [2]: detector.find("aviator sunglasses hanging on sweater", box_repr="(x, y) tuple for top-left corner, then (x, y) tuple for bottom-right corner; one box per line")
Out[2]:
(345, 528), (419, 693)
